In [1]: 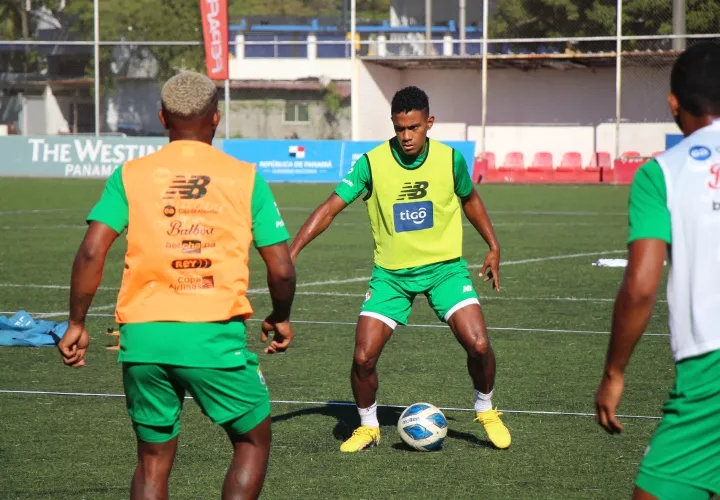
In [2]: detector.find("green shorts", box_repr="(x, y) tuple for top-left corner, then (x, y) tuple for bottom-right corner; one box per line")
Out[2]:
(360, 258), (480, 328)
(122, 349), (270, 443)
(636, 349), (720, 500)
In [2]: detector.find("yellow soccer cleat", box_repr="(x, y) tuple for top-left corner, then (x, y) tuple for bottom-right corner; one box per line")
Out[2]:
(475, 409), (512, 449)
(340, 426), (381, 452)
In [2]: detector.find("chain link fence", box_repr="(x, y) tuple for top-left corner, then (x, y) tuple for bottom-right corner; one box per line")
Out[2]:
(0, 0), (718, 152)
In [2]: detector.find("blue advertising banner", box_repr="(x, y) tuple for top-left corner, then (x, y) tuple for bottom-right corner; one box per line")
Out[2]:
(222, 139), (344, 182)
(666, 134), (683, 150)
(0, 136), (477, 182)
(0, 136), (223, 178)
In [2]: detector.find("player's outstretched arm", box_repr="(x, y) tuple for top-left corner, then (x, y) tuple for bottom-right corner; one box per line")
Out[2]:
(289, 193), (348, 262)
(595, 239), (666, 434)
(460, 189), (501, 290)
(257, 241), (296, 354)
(59, 221), (120, 367)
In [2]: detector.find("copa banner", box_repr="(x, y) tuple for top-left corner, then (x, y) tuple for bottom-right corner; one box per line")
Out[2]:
(0, 137), (477, 181)
(200, 0), (229, 80)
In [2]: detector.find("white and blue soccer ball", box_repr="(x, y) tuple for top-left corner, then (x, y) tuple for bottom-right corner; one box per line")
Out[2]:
(397, 402), (448, 451)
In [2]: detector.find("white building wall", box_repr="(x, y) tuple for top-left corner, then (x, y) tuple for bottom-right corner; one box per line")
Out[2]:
(358, 61), (678, 162)
(357, 62), (402, 140)
(229, 57), (351, 81)
(43, 86), (70, 135)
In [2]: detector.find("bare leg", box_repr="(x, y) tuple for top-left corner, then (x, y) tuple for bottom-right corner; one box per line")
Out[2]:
(632, 487), (659, 500)
(131, 437), (178, 500)
(222, 416), (272, 500)
(448, 303), (495, 394)
(351, 315), (395, 409)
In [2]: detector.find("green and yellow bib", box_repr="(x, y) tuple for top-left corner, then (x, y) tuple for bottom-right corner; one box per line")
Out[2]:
(364, 139), (463, 270)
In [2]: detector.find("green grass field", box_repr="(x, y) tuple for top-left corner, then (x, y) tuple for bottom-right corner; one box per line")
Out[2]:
(0, 180), (676, 499)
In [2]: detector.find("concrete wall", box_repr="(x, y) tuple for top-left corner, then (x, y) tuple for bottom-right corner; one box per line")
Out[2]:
(218, 89), (351, 140)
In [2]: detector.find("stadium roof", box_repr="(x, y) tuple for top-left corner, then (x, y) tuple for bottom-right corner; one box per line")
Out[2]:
(361, 50), (680, 70)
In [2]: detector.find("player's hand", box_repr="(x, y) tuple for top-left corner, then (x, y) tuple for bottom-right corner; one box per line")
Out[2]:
(57, 322), (90, 368)
(480, 248), (501, 291)
(595, 371), (625, 434)
(261, 315), (294, 354)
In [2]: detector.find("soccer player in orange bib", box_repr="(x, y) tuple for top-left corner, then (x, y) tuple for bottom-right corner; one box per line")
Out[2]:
(57, 71), (296, 500)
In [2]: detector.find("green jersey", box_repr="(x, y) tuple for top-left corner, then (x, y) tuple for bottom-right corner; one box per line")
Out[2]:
(87, 166), (290, 368)
(627, 159), (672, 245)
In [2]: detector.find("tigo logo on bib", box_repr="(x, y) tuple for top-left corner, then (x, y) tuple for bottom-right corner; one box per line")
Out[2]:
(394, 201), (433, 232)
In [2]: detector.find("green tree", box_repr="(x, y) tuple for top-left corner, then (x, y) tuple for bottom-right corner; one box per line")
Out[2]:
(229, 0), (390, 23)
(0, 0), (66, 73)
(490, 0), (720, 39)
(64, 0), (205, 87)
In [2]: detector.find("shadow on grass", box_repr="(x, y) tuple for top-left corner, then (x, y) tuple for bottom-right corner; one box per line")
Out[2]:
(271, 403), (496, 450)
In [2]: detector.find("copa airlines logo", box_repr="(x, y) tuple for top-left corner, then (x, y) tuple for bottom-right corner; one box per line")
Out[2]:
(393, 201), (434, 233)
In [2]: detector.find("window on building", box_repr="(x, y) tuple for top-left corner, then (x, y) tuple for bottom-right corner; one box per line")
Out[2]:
(284, 102), (310, 123)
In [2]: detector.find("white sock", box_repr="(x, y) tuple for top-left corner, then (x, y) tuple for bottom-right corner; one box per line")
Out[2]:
(474, 390), (493, 413)
(358, 402), (379, 428)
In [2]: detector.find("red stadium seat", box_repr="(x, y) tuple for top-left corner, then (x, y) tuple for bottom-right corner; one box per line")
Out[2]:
(559, 152), (582, 169)
(530, 152), (553, 168)
(501, 152), (524, 169)
(555, 152), (587, 183)
(494, 152), (525, 183)
(472, 152), (496, 183)
(527, 152), (554, 182)
(587, 152), (611, 169)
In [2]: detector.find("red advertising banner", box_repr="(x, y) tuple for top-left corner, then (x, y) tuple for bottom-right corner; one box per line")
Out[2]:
(200, 0), (228, 80)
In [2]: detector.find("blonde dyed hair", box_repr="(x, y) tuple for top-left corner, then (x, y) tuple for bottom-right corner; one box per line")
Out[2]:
(161, 71), (218, 117)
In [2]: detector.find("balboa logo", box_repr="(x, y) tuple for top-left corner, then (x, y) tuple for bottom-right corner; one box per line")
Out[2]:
(163, 205), (176, 217)
(690, 146), (712, 161)
(171, 259), (212, 270)
(393, 201), (434, 233)
(167, 221), (214, 236)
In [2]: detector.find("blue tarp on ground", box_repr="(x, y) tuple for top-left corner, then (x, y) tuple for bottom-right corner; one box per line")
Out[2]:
(0, 311), (67, 347)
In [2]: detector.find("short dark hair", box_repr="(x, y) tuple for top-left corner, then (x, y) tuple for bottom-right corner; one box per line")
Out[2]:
(671, 42), (720, 116)
(391, 86), (430, 115)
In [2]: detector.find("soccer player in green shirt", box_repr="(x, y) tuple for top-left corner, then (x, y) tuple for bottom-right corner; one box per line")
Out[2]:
(596, 42), (720, 499)
(290, 86), (511, 452)
(57, 72), (296, 499)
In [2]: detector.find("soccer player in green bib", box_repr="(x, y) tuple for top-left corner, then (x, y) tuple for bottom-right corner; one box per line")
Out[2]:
(290, 86), (511, 452)
(595, 42), (720, 499)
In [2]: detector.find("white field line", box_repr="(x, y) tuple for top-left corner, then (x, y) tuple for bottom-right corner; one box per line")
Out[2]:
(468, 250), (626, 269)
(0, 311), (669, 337)
(256, 250), (627, 291)
(0, 389), (660, 420)
(0, 224), (87, 230)
(0, 250), (626, 294)
(0, 209), (81, 216)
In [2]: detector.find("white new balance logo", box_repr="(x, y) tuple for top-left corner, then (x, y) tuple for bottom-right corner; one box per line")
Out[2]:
(463, 285), (473, 293)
